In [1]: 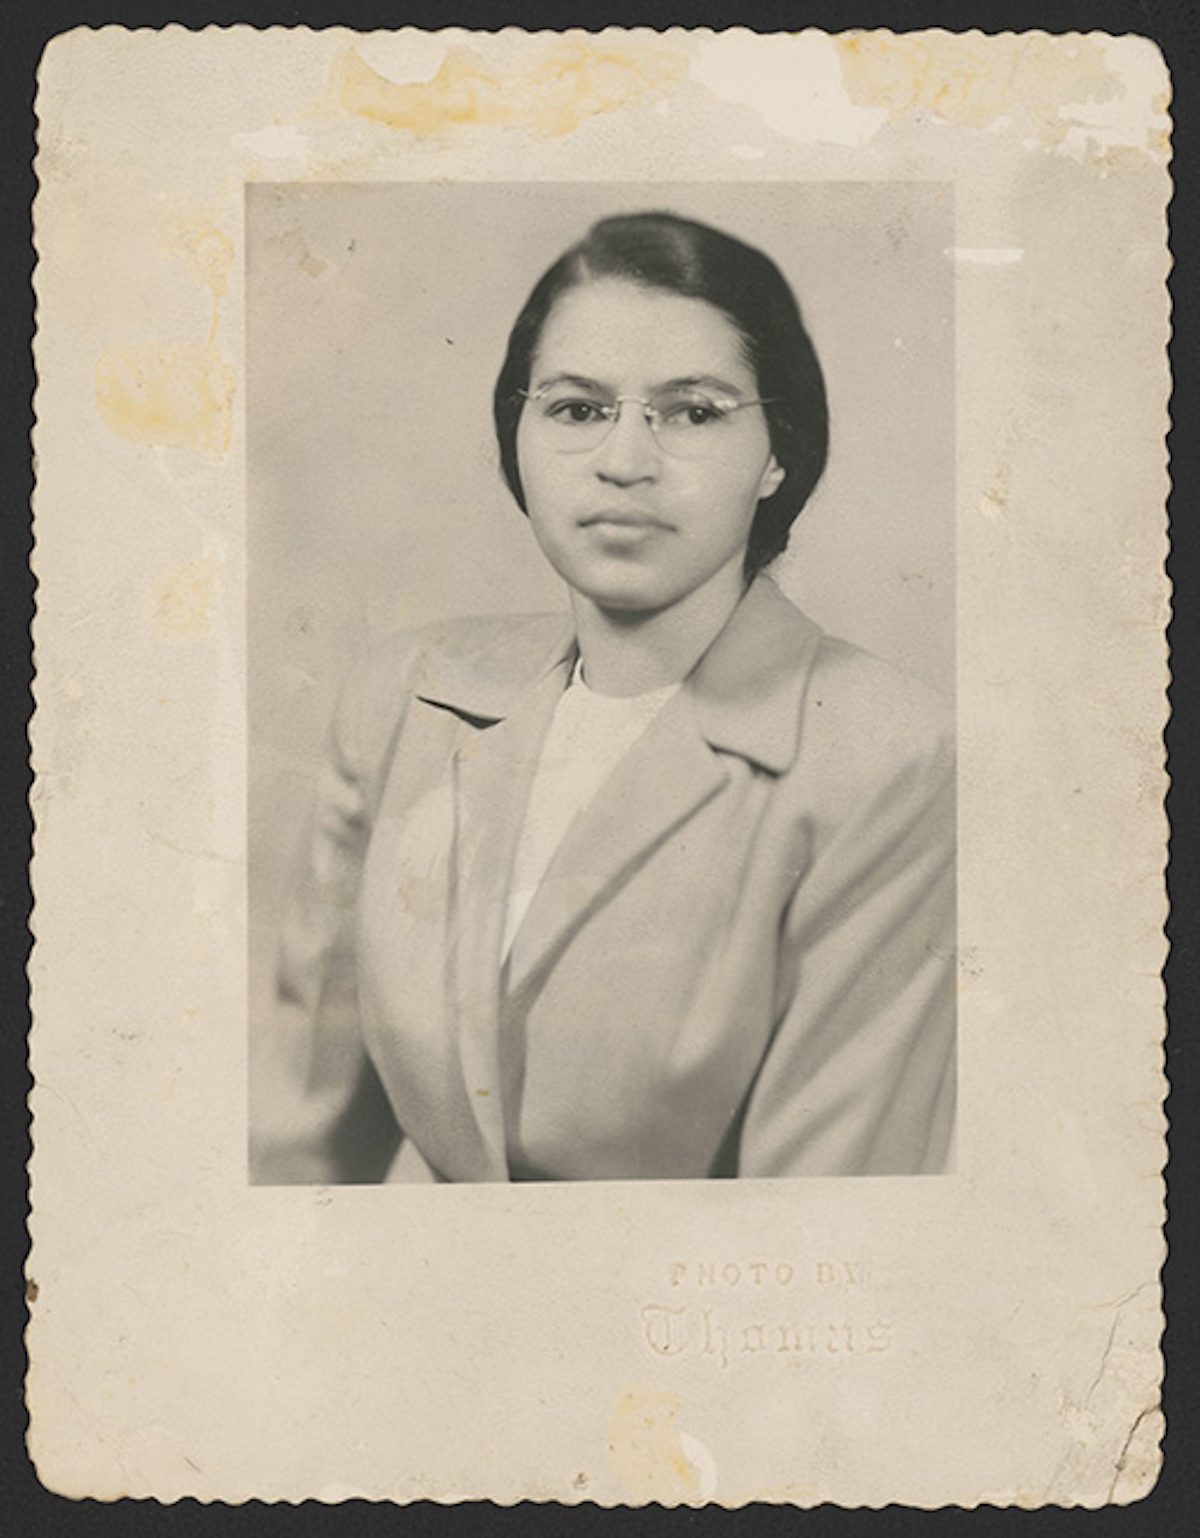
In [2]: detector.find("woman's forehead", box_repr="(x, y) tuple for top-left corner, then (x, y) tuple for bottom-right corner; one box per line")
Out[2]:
(532, 278), (754, 385)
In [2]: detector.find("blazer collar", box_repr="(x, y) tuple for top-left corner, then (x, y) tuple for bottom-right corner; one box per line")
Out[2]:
(687, 575), (824, 773)
(413, 612), (576, 723)
(413, 576), (824, 775)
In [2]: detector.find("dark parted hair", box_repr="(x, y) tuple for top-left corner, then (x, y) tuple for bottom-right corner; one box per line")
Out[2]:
(492, 211), (830, 578)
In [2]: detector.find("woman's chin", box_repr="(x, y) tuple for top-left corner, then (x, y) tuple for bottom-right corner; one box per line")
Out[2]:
(570, 572), (675, 617)
(556, 553), (746, 622)
(542, 550), (661, 611)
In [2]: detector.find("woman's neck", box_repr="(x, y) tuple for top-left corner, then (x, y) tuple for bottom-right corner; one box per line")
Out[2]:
(570, 558), (751, 697)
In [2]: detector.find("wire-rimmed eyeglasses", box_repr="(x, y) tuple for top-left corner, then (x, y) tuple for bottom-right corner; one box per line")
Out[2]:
(518, 383), (775, 460)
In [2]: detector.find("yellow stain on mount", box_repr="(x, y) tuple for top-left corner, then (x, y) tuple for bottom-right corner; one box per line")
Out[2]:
(95, 209), (236, 458)
(95, 343), (235, 460)
(147, 558), (220, 643)
(606, 1389), (701, 1504)
(835, 30), (1119, 133)
(335, 38), (688, 138)
(181, 222), (236, 342)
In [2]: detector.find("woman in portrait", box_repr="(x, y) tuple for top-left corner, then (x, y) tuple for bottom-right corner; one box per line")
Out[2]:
(254, 210), (955, 1184)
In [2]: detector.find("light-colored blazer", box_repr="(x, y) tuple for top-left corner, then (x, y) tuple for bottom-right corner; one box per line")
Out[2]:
(252, 576), (956, 1184)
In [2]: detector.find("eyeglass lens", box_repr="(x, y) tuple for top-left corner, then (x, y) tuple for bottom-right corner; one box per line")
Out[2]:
(524, 388), (762, 459)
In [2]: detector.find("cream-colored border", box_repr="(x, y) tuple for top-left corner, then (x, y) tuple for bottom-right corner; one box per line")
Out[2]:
(29, 28), (1169, 1505)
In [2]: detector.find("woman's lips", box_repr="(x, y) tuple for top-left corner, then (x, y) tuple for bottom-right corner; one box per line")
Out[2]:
(578, 511), (673, 533)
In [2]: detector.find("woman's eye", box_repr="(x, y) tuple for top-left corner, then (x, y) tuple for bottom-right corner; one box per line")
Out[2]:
(663, 398), (727, 428)
(547, 399), (604, 424)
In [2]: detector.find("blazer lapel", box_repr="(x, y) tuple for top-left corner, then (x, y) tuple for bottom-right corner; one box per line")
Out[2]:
(500, 578), (824, 999)
(502, 689), (729, 999)
(395, 576), (822, 1176)
(445, 660), (571, 1177)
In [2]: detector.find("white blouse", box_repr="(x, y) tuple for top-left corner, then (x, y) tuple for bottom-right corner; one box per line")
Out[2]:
(501, 661), (679, 960)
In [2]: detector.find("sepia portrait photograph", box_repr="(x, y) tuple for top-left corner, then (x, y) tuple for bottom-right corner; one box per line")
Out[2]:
(246, 181), (956, 1186)
(27, 26), (1168, 1508)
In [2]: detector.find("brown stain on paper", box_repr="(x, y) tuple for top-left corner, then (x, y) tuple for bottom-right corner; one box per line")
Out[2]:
(95, 219), (236, 459)
(275, 228), (329, 280)
(180, 221), (236, 343)
(95, 343), (235, 459)
(835, 31), (1121, 139)
(606, 1389), (701, 1504)
(334, 37), (688, 138)
(1148, 90), (1172, 161)
(147, 558), (219, 643)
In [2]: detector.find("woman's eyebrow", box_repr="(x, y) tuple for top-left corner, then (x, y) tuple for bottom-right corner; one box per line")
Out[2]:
(659, 373), (747, 396)
(532, 371), (750, 396)
(531, 371), (611, 394)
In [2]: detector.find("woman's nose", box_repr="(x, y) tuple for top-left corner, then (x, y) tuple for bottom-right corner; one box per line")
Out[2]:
(592, 401), (661, 483)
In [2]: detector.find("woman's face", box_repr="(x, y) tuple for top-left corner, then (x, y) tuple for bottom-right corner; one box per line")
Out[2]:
(515, 278), (784, 614)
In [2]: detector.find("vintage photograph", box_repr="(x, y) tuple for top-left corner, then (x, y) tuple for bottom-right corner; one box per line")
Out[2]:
(27, 28), (1167, 1506)
(246, 182), (957, 1184)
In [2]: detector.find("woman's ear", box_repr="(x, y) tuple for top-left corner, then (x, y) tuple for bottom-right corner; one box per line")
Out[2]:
(758, 455), (786, 501)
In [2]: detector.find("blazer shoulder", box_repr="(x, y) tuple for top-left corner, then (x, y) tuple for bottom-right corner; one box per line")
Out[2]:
(333, 610), (568, 769)
(352, 610), (563, 685)
(797, 633), (954, 804)
(810, 634), (951, 739)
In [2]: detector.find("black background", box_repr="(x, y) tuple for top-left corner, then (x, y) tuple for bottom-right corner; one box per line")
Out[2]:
(2, 2), (1193, 1534)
